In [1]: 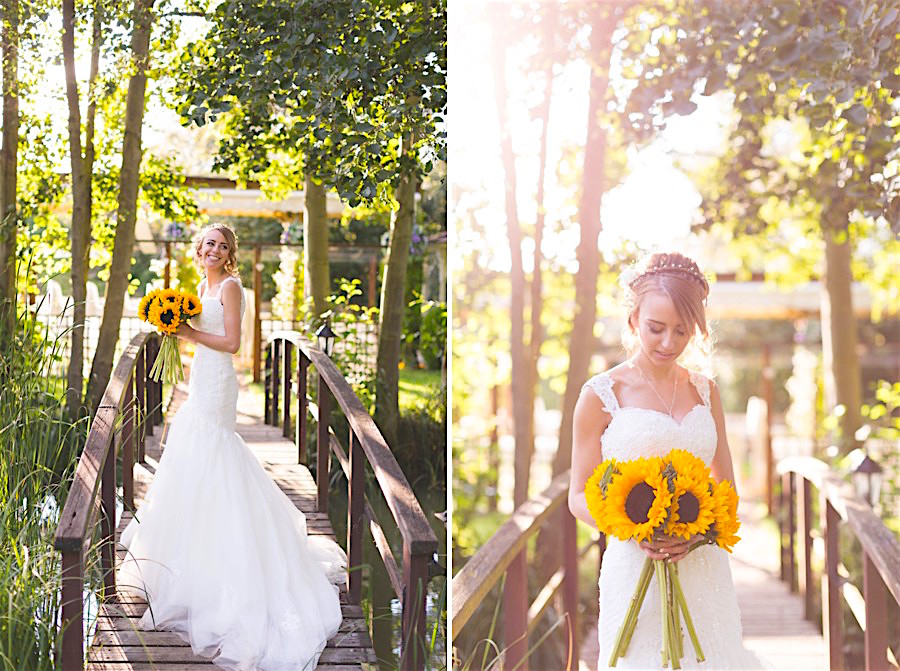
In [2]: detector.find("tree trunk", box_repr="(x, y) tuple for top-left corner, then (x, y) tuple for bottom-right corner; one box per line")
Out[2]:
(374, 164), (415, 447)
(63, 0), (102, 417)
(490, 6), (531, 510)
(0, 0), (19, 328)
(821, 224), (862, 452)
(303, 173), (329, 321)
(552, 5), (612, 482)
(86, 0), (154, 414)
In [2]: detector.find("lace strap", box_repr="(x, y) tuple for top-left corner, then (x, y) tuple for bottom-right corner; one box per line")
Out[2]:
(583, 373), (620, 416)
(688, 370), (711, 407)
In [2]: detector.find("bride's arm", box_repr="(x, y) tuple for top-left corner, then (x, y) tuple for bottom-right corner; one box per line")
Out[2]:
(568, 388), (610, 529)
(709, 381), (738, 492)
(177, 280), (242, 354)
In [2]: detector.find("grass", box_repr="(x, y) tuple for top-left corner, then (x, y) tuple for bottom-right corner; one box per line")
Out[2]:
(399, 368), (443, 416)
(0, 301), (93, 670)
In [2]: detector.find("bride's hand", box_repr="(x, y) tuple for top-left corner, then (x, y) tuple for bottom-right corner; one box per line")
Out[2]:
(638, 534), (700, 563)
(175, 324), (195, 342)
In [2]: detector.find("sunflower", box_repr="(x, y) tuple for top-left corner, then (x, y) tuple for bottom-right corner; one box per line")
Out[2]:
(181, 292), (202, 317)
(603, 458), (673, 543)
(585, 459), (618, 534)
(148, 302), (181, 336)
(664, 467), (715, 539)
(138, 294), (154, 322)
(708, 480), (741, 551)
(159, 287), (182, 309)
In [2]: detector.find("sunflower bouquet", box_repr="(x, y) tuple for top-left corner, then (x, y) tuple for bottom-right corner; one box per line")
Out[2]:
(137, 288), (203, 384)
(585, 449), (741, 668)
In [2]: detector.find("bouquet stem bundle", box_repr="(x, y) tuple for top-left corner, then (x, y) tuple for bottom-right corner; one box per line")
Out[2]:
(608, 558), (704, 668)
(149, 334), (184, 384)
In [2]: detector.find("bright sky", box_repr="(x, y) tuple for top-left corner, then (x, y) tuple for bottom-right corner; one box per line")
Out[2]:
(449, 1), (734, 274)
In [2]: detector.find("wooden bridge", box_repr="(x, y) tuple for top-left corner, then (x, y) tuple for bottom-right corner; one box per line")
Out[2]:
(55, 331), (440, 670)
(452, 463), (900, 670)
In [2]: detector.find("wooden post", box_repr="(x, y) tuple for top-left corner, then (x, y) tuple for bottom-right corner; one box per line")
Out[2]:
(137, 347), (147, 453)
(863, 552), (888, 671)
(60, 549), (83, 671)
(164, 241), (172, 289)
(822, 498), (844, 671)
(272, 340), (281, 429)
(152, 338), (163, 427)
(562, 508), (579, 670)
(798, 477), (814, 620)
(282, 340), (292, 439)
(368, 255), (377, 309)
(253, 244), (262, 383)
(504, 552), (529, 671)
(298, 354), (308, 464)
(123, 376), (135, 511)
(401, 547), (431, 671)
(317, 374), (331, 514)
(762, 344), (774, 515)
(784, 471), (797, 592)
(348, 430), (364, 603)
(264, 344), (272, 425)
(101, 424), (117, 598)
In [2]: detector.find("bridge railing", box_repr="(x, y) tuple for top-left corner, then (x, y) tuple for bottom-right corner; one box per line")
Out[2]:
(777, 456), (900, 670)
(451, 471), (593, 670)
(54, 332), (163, 671)
(264, 331), (439, 671)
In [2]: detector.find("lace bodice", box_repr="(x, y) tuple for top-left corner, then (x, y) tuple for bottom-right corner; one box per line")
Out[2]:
(583, 370), (717, 465)
(186, 276), (245, 430)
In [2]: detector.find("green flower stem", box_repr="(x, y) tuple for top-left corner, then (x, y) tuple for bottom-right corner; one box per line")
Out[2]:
(672, 563), (705, 663)
(666, 562), (681, 669)
(655, 560), (670, 667)
(620, 556), (654, 653)
(609, 556), (654, 667)
(672, 563), (683, 659)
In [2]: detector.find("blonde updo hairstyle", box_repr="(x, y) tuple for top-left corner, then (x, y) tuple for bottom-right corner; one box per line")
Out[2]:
(621, 252), (714, 371)
(193, 224), (240, 277)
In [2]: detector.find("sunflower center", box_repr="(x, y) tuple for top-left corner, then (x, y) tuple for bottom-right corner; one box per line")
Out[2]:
(160, 310), (175, 325)
(677, 491), (700, 523)
(624, 482), (655, 524)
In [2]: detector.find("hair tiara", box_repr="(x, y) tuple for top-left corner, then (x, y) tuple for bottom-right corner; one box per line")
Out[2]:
(620, 255), (709, 296)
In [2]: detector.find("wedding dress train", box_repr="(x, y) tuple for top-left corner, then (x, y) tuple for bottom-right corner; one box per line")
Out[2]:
(585, 370), (767, 670)
(117, 277), (345, 671)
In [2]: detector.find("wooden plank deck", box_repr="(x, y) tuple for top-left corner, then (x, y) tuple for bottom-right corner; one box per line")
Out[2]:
(579, 501), (828, 670)
(87, 378), (378, 670)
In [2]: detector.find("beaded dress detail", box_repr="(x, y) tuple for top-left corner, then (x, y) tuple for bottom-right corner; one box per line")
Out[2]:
(584, 371), (766, 669)
(118, 277), (345, 671)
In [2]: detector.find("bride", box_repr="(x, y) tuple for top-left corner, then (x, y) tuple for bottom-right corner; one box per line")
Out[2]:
(569, 252), (766, 669)
(117, 224), (345, 671)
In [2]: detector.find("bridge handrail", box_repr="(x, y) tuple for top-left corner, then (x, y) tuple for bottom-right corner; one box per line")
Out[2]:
(452, 472), (569, 632)
(450, 471), (585, 669)
(777, 455), (900, 669)
(54, 331), (163, 670)
(268, 330), (437, 553)
(264, 331), (438, 671)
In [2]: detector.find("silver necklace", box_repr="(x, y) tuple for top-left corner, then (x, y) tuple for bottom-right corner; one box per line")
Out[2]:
(634, 360), (678, 418)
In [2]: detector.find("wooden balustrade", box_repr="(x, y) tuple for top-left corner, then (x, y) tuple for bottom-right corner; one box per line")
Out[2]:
(777, 456), (900, 671)
(54, 332), (162, 671)
(451, 471), (593, 671)
(264, 331), (440, 671)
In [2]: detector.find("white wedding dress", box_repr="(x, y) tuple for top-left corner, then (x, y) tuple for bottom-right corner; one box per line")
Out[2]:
(118, 276), (345, 671)
(585, 371), (766, 670)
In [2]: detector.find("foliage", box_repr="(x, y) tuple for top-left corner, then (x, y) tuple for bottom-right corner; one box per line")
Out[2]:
(615, 0), (900, 313)
(405, 293), (446, 370)
(176, 0), (447, 205)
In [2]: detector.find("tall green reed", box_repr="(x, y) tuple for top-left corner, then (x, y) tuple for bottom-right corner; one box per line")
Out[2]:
(0, 297), (89, 670)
